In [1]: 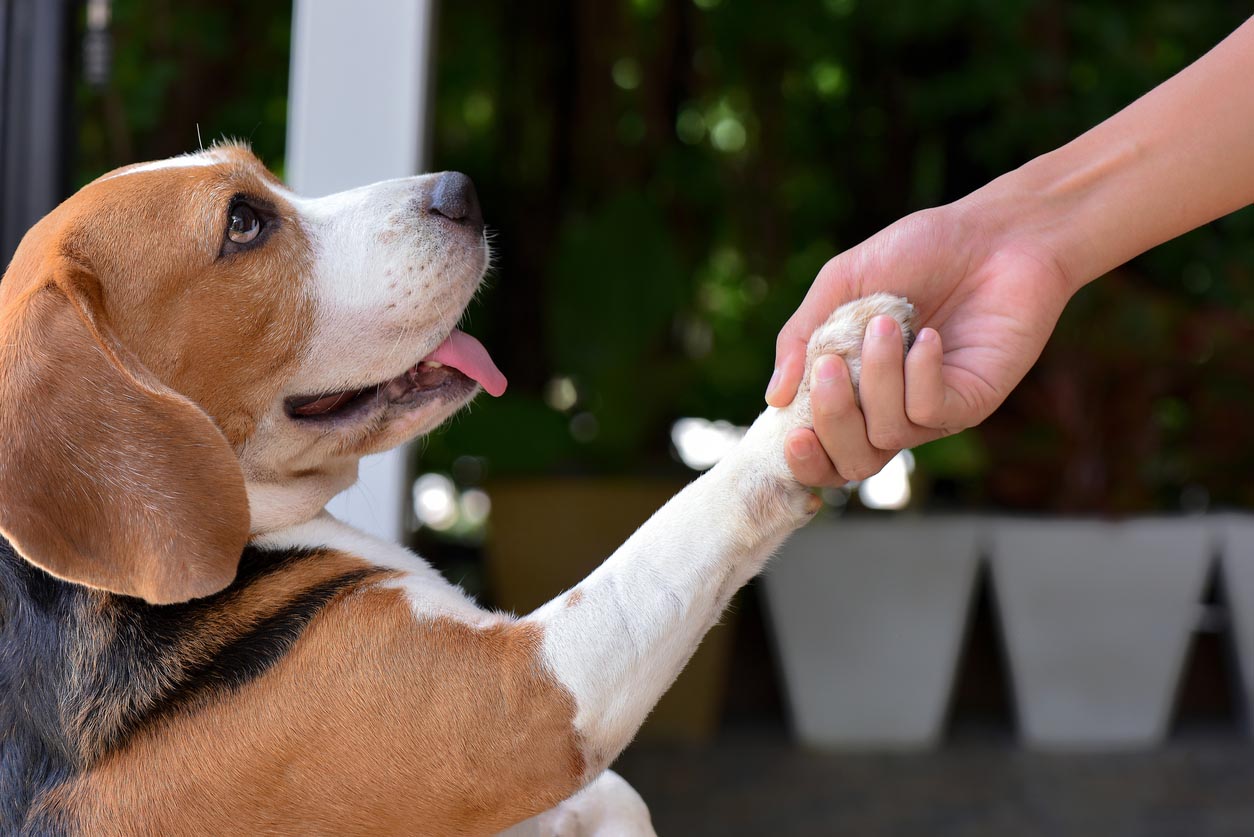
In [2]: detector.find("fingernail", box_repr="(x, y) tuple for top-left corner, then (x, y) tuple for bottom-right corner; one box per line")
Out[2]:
(870, 316), (896, 338)
(765, 368), (781, 399)
(815, 355), (840, 384)
(916, 327), (937, 344)
(788, 437), (812, 461)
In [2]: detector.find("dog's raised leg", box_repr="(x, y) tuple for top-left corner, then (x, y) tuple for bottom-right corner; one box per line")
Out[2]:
(523, 293), (915, 802)
(95, 294), (912, 837)
(501, 770), (653, 837)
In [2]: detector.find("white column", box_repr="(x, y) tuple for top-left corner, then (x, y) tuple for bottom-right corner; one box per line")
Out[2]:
(286, 0), (437, 541)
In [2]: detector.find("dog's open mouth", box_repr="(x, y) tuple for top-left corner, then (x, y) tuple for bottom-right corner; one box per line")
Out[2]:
(285, 329), (507, 421)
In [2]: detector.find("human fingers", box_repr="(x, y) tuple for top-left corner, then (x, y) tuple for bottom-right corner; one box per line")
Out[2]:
(765, 336), (808, 408)
(903, 327), (951, 429)
(769, 252), (867, 407)
(857, 316), (912, 452)
(784, 428), (845, 487)
(809, 354), (894, 482)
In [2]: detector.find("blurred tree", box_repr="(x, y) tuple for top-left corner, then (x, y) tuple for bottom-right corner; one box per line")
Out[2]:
(425, 0), (1254, 514)
(75, 0), (291, 185)
(74, 0), (1254, 513)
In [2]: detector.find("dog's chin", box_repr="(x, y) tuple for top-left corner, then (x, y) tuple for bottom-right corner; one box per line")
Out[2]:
(283, 361), (479, 447)
(357, 385), (478, 455)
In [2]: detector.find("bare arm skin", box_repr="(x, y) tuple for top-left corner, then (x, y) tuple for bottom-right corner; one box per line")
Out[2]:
(768, 16), (1254, 486)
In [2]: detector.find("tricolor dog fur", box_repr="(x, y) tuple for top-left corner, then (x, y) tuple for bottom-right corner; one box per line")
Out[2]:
(0, 143), (914, 836)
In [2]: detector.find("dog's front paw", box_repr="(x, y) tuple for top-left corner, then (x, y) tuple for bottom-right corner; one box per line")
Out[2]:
(789, 292), (916, 430)
(735, 294), (915, 525)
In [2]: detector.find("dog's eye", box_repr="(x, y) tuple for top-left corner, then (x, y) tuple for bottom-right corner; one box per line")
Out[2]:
(227, 202), (261, 244)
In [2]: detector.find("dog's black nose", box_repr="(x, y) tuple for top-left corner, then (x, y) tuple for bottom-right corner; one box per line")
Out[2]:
(427, 172), (482, 229)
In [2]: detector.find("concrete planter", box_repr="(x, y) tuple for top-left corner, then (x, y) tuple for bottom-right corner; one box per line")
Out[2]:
(763, 517), (981, 749)
(991, 518), (1211, 749)
(486, 478), (733, 743)
(1217, 516), (1254, 734)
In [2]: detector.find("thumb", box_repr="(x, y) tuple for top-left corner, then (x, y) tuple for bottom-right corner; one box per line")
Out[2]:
(766, 334), (808, 407)
(767, 254), (864, 407)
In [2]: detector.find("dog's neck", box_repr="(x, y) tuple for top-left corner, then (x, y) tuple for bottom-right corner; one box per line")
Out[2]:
(245, 460), (359, 535)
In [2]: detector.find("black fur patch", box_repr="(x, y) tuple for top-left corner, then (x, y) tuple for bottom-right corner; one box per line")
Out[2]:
(0, 536), (375, 835)
(151, 569), (372, 722)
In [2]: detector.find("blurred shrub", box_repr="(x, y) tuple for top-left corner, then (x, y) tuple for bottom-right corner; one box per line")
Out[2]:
(75, 0), (1254, 512)
(424, 0), (1254, 513)
(75, 0), (291, 185)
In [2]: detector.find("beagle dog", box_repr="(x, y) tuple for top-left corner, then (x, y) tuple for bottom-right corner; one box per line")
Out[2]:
(0, 142), (914, 836)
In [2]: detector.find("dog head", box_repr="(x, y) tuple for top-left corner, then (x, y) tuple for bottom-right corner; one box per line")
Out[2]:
(0, 143), (504, 603)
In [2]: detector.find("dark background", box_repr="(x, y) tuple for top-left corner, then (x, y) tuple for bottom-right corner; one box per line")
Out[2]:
(53, 3), (1254, 833)
(73, 0), (1254, 515)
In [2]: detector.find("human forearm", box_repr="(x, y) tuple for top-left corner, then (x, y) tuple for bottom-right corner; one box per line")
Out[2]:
(969, 16), (1254, 291)
(773, 16), (1254, 485)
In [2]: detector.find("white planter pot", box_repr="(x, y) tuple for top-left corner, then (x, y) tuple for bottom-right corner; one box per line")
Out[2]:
(763, 517), (980, 750)
(991, 518), (1211, 749)
(1217, 515), (1254, 735)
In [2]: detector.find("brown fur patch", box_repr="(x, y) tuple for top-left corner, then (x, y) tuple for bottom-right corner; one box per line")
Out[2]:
(53, 580), (585, 836)
(69, 146), (315, 444)
(0, 145), (314, 602)
(66, 547), (386, 765)
(0, 277), (251, 602)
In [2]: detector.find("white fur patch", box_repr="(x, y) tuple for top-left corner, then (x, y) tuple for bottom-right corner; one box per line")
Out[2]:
(99, 150), (227, 180)
(527, 293), (915, 776)
(280, 173), (491, 395)
(499, 770), (655, 836)
(253, 512), (499, 627)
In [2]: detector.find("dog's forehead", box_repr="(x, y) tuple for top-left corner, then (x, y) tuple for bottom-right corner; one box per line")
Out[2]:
(84, 146), (291, 220)
(58, 146), (295, 260)
(98, 149), (230, 181)
(97, 144), (276, 185)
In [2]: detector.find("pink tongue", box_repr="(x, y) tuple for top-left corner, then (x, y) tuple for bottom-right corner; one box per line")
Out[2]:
(424, 330), (508, 397)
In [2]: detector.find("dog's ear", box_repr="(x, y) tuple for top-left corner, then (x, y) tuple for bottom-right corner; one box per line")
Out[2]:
(0, 256), (250, 603)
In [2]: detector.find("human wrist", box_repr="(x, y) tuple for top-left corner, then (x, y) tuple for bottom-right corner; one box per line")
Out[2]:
(956, 18), (1254, 297)
(958, 143), (1127, 296)
(937, 158), (1088, 299)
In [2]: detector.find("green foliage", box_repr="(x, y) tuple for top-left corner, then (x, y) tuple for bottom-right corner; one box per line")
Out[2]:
(75, 0), (291, 185)
(76, 1), (1254, 511)
(426, 0), (1253, 512)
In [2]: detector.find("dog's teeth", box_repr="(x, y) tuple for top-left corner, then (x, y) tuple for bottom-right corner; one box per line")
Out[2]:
(421, 360), (444, 369)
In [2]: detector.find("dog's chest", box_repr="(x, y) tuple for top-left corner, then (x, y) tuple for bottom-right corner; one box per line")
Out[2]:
(0, 538), (377, 833)
(1, 539), (80, 834)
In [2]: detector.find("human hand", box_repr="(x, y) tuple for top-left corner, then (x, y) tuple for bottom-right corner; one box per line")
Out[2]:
(767, 16), (1254, 488)
(767, 202), (1076, 487)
